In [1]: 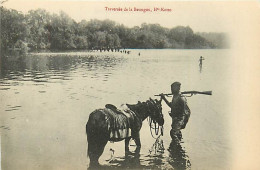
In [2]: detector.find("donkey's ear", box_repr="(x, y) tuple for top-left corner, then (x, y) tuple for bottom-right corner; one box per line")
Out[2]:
(150, 98), (156, 105)
(157, 98), (162, 103)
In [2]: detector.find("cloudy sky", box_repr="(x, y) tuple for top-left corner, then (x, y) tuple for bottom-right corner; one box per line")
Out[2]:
(3, 0), (258, 33)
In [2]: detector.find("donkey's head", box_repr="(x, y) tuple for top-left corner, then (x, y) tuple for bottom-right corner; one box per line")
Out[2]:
(145, 98), (164, 126)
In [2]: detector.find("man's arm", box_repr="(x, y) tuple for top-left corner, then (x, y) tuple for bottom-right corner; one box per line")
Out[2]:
(160, 94), (172, 108)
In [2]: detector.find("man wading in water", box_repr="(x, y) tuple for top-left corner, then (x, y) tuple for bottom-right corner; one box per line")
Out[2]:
(160, 82), (191, 140)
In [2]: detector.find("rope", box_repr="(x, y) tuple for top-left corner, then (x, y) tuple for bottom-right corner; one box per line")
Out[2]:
(145, 99), (164, 139)
(148, 116), (164, 139)
(148, 134), (165, 154)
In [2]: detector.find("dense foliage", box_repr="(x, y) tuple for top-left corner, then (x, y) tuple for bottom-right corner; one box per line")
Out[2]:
(0, 7), (229, 55)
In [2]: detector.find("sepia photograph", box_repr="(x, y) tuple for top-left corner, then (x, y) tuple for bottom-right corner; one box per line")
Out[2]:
(1, 0), (259, 169)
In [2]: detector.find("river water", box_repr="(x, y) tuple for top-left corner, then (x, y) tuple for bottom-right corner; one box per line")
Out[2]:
(0, 49), (232, 170)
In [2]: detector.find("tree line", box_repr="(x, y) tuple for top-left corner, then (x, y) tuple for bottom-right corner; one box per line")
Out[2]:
(0, 7), (229, 55)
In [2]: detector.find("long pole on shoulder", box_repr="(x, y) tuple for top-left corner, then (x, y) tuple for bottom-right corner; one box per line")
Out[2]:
(155, 91), (212, 97)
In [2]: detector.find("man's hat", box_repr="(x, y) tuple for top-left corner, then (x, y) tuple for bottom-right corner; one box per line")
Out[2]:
(171, 82), (181, 88)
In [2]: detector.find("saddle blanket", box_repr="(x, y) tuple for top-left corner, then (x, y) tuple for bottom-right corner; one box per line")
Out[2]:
(103, 104), (135, 140)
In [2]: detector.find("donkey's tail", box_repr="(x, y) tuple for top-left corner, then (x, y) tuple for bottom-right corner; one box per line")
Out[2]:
(86, 110), (108, 158)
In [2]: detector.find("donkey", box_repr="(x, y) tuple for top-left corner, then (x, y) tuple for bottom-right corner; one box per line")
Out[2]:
(86, 98), (164, 167)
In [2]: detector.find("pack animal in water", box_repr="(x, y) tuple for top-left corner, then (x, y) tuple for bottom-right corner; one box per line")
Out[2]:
(86, 98), (164, 167)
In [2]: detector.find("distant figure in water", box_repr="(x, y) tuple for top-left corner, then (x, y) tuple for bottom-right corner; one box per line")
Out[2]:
(160, 82), (191, 140)
(199, 56), (205, 72)
(199, 56), (205, 66)
(138, 52), (141, 56)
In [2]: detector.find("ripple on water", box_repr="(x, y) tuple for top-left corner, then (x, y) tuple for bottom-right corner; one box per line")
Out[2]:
(0, 126), (11, 131)
(0, 87), (10, 90)
(5, 105), (21, 112)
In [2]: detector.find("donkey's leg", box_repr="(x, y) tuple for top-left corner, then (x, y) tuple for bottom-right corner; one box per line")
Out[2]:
(133, 132), (141, 148)
(88, 142), (99, 167)
(125, 137), (131, 152)
(88, 138), (108, 168)
(95, 139), (108, 162)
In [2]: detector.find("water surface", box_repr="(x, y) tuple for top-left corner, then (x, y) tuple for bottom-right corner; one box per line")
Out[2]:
(0, 49), (232, 169)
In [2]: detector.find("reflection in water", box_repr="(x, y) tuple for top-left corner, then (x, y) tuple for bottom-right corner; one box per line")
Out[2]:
(168, 137), (191, 170)
(99, 138), (166, 169)
(101, 137), (191, 169)
(121, 147), (141, 169)
(98, 147), (141, 170)
(100, 138), (168, 169)
(199, 63), (203, 73)
(149, 136), (165, 154)
(0, 54), (126, 84)
(145, 152), (165, 169)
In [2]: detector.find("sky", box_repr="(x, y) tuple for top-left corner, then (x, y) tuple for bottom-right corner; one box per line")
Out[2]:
(2, 0), (256, 33)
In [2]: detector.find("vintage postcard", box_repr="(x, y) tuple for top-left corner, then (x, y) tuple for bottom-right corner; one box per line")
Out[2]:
(1, 0), (259, 170)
